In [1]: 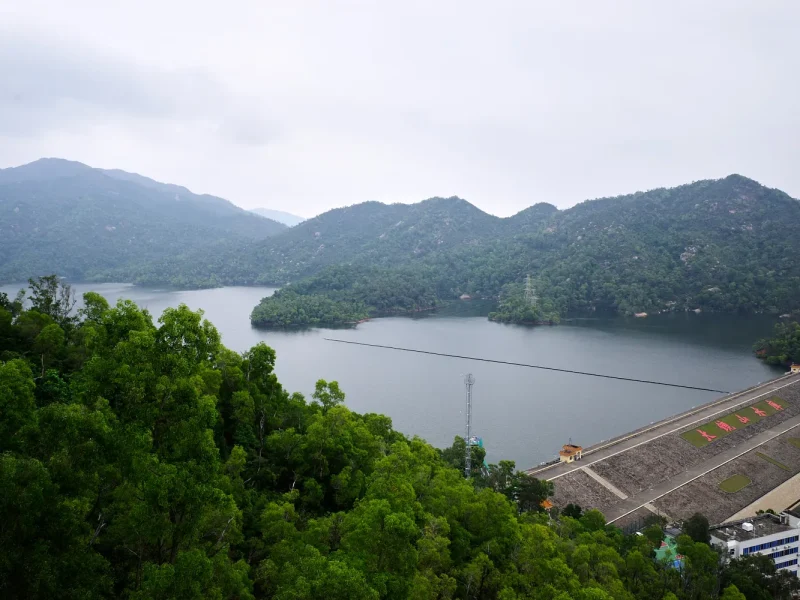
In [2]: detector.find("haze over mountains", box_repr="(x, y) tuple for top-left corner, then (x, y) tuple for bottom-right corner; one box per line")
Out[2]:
(1, 159), (799, 315)
(250, 208), (305, 227)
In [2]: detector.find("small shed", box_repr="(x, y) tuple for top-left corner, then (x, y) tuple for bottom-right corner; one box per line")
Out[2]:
(559, 444), (583, 463)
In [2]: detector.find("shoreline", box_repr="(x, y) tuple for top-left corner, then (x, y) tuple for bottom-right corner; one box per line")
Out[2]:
(489, 316), (558, 326)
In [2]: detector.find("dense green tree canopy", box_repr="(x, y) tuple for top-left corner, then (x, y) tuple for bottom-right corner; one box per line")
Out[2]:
(1, 277), (797, 599)
(684, 513), (711, 544)
(754, 321), (800, 366)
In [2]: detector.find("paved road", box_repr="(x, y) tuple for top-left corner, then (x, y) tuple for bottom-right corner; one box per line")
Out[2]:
(526, 374), (798, 480)
(605, 413), (800, 523)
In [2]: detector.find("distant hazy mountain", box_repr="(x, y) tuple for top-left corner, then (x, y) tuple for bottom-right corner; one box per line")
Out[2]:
(0, 158), (286, 284)
(250, 208), (305, 227)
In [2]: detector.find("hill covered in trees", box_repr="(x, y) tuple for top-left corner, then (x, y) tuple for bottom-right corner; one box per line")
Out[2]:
(754, 321), (800, 366)
(0, 159), (286, 285)
(114, 195), (528, 287)
(250, 175), (800, 326)
(250, 265), (441, 327)
(2, 276), (796, 599)
(4, 168), (800, 322)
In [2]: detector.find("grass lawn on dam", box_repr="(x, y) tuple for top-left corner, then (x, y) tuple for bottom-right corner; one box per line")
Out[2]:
(681, 397), (787, 448)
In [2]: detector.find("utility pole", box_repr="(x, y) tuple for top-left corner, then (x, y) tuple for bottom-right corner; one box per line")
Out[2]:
(464, 374), (475, 478)
(525, 274), (538, 308)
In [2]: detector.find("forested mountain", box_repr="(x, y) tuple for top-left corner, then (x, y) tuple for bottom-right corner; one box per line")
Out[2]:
(234, 175), (800, 314)
(247, 196), (509, 282)
(4, 166), (800, 320)
(250, 207), (306, 226)
(1, 277), (793, 599)
(0, 159), (286, 285)
(117, 196), (553, 287)
(529, 175), (800, 315)
(251, 175), (800, 326)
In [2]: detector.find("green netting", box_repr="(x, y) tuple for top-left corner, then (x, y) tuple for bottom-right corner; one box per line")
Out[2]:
(655, 536), (683, 568)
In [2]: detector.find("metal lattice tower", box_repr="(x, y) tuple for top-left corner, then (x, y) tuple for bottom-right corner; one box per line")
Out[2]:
(524, 274), (538, 308)
(464, 374), (475, 478)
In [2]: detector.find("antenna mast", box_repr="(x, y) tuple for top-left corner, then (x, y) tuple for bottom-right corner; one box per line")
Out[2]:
(525, 274), (538, 308)
(464, 374), (475, 478)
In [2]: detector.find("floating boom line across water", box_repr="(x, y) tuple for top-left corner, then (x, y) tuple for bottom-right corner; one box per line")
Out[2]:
(323, 338), (730, 394)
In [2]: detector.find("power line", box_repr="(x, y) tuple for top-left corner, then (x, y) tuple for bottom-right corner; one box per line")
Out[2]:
(323, 338), (729, 394)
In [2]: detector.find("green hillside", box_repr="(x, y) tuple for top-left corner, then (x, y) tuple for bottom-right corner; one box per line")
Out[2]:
(0, 158), (286, 285)
(112, 195), (513, 285)
(252, 175), (800, 326)
(754, 321), (800, 366)
(529, 174), (800, 315)
(4, 166), (799, 322)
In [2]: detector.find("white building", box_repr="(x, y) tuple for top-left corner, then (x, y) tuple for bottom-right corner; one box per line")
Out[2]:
(710, 513), (800, 576)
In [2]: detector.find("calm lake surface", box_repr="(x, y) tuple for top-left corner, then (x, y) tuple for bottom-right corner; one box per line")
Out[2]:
(1, 282), (783, 468)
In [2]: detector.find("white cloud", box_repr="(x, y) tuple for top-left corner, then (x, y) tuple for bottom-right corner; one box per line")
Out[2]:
(0, 1), (798, 217)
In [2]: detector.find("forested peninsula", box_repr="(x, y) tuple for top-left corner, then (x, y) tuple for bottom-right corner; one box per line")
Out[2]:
(2, 276), (796, 599)
(250, 265), (444, 328)
(249, 267), (560, 328)
(754, 321), (800, 366)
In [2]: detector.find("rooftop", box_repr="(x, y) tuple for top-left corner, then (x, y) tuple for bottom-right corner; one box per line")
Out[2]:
(710, 514), (798, 543)
(560, 444), (582, 456)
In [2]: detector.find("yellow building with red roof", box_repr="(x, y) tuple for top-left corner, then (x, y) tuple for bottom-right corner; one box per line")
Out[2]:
(559, 444), (583, 463)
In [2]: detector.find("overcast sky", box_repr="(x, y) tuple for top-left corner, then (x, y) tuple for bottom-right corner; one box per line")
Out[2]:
(1, 1), (798, 217)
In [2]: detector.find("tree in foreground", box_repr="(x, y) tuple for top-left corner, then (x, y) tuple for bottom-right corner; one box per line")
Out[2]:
(0, 276), (795, 600)
(684, 512), (711, 544)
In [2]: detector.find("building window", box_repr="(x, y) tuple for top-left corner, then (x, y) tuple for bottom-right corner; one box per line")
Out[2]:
(745, 535), (800, 554)
(769, 547), (799, 560)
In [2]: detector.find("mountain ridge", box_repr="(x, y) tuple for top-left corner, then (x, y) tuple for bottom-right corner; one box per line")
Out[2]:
(4, 163), (800, 319)
(0, 158), (286, 284)
(245, 174), (800, 325)
(97, 174), (800, 292)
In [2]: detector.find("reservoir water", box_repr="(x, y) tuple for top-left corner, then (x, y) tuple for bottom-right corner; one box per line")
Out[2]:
(1, 282), (783, 468)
